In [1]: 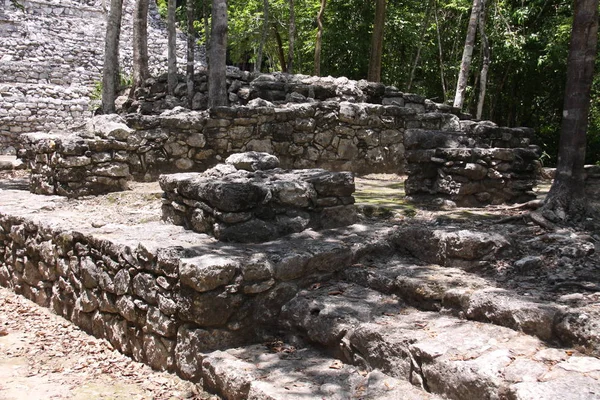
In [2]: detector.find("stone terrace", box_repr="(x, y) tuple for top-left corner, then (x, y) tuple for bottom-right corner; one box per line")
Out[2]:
(0, 176), (599, 399)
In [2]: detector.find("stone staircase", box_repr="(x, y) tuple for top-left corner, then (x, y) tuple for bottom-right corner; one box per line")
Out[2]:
(191, 223), (599, 400)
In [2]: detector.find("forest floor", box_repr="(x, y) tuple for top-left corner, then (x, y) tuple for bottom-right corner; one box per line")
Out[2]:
(0, 167), (599, 398)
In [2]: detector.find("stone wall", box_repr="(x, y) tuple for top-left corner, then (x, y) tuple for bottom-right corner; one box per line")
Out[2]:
(404, 122), (540, 207)
(23, 101), (540, 206)
(129, 71), (464, 115)
(0, 209), (368, 379)
(23, 101), (466, 197)
(0, 0), (205, 152)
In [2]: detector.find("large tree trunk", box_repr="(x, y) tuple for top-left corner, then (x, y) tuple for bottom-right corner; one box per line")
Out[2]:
(186, 0), (195, 108)
(407, 0), (433, 90)
(367, 0), (386, 82)
(542, 0), (598, 222)
(209, 0), (228, 107)
(255, 0), (269, 73)
(102, 0), (123, 114)
(453, 0), (482, 109)
(476, 0), (489, 119)
(167, 0), (177, 95)
(313, 0), (326, 76)
(287, 0), (296, 73)
(132, 0), (149, 96)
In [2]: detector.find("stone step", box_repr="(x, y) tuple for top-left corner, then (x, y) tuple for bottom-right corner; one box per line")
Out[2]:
(340, 253), (565, 343)
(199, 343), (440, 400)
(279, 283), (600, 400)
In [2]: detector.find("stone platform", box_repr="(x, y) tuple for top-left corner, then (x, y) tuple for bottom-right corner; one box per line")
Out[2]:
(0, 180), (599, 399)
(160, 153), (357, 243)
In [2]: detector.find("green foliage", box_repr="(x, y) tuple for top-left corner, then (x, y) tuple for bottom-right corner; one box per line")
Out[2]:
(9, 0), (25, 11)
(91, 80), (103, 101)
(90, 74), (132, 101)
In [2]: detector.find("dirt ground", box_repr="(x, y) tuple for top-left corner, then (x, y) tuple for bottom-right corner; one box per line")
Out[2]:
(0, 286), (218, 400)
(0, 167), (599, 398)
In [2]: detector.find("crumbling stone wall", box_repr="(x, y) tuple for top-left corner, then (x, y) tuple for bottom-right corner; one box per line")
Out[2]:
(0, 0), (204, 152)
(0, 211), (361, 379)
(23, 101), (464, 197)
(404, 122), (540, 207)
(129, 71), (460, 115)
(23, 99), (540, 206)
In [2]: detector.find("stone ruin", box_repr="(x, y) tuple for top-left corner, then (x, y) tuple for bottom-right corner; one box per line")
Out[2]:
(161, 152), (357, 243)
(0, 0), (204, 152)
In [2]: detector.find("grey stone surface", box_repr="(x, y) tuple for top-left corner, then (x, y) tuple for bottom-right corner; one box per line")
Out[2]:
(226, 152), (280, 172)
(160, 161), (358, 242)
(280, 283), (600, 400)
(0, 0), (205, 151)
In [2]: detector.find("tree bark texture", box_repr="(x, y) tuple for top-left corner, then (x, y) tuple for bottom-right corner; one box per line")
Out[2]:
(313, 0), (326, 76)
(543, 0), (598, 222)
(203, 0), (210, 59)
(255, 0), (270, 73)
(434, 0), (447, 101)
(287, 0), (296, 73)
(209, 0), (228, 107)
(407, 0), (432, 90)
(132, 0), (149, 95)
(476, 0), (489, 120)
(102, 0), (123, 113)
(367, 0), (386, 83)
(453, 0), (482, 109)
(167, 0), (177, 95)
(273, 23), (287, 72)
(186, 0), (195, 108)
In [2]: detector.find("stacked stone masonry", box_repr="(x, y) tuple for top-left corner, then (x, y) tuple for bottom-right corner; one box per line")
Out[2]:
(404, 121), (541, 207)
(0, 211), (373, 380)
(160, 153), (358, 243)
(0, 0), (204, 152)
(23, 96), (539, 207)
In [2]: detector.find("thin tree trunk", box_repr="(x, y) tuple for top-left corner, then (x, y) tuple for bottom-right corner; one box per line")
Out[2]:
(186, 0), (195, 108)
(476, 0), (489, 119)
(167, 0), (177, 95)
(209, 0), (228, 107)
(255, 0), (269, 73)
(203, 0), (210, 59)
(314, 0), (326, 76)
(368, 0), (386, 82)
(407, 0), (433, 90)
(543, 0), (599, 221)
(273, 23), (287, 71)
(453, 0), (482, 109)
(287, 0), (296, 73)
(132, 0), (149, 96)
(434, 0), (447, 102)
(102, 0), (123, 113)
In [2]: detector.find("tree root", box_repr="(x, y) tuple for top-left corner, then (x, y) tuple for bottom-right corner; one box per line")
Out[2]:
(494, 210), (556, 230)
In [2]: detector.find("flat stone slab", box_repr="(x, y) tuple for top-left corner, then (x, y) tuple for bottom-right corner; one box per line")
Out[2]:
(201, 343), (441, 399)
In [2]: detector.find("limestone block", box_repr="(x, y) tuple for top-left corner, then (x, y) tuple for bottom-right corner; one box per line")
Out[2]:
(179, 254), (239, 293)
